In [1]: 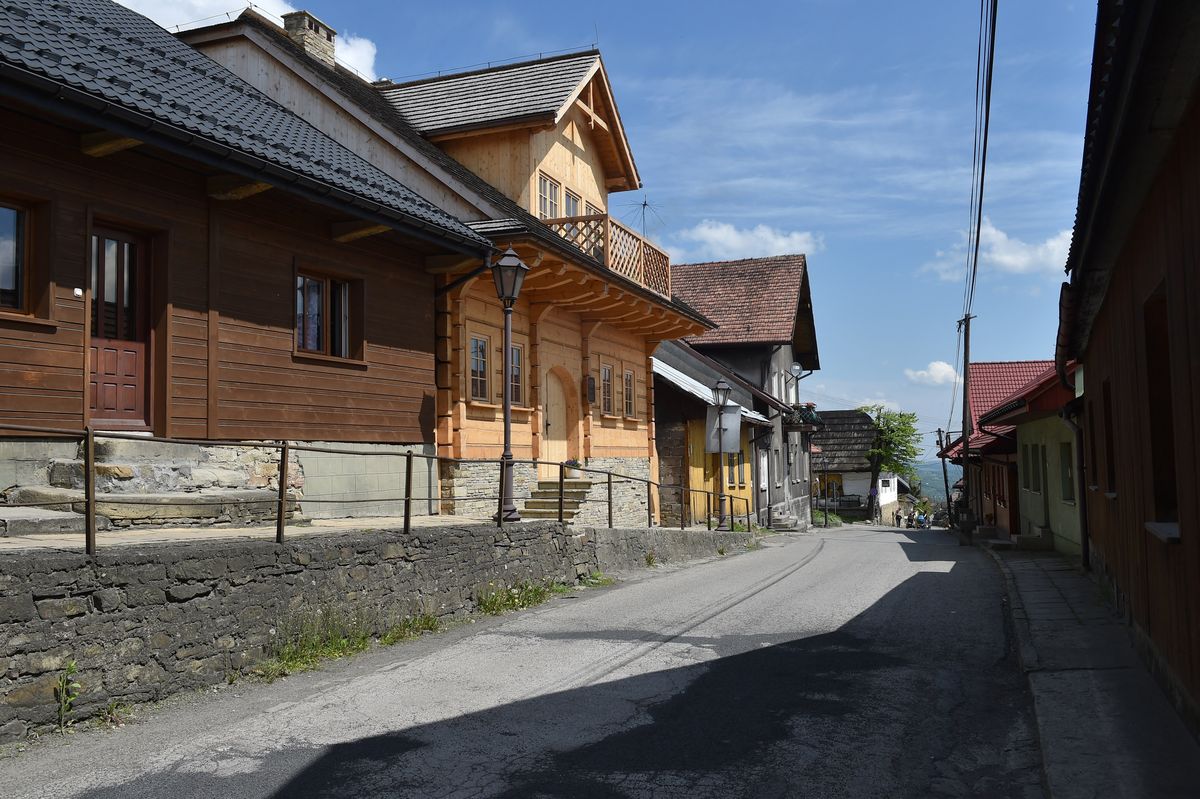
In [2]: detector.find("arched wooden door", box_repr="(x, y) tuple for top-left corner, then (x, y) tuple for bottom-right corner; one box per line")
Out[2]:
(541, 370), (570, 478)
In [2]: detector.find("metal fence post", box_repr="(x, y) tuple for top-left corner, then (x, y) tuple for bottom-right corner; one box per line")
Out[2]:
(403, 450), (414, 534)
(557, 462), (565, 524)
(706, 492), (712, 531)
(607, 472), (614, 528)
(646, 481), (653, 527)
(745, 498), (752, 532)
(276, 440), (289, 544)
(496, 458), (505, 528)
(679, 486), (685, 530)
(83, 426), (96, 556)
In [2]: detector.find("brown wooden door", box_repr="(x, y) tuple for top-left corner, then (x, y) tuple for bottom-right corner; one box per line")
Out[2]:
(540, 371), (569, 479)
(89, 229), (149, 427)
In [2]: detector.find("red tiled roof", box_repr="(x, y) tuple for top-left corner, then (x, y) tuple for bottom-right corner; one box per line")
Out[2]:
(939, 360), (1053, 459)
(671, 255), (807, 346)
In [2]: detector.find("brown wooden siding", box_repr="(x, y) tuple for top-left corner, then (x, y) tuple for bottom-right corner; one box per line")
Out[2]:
(0, 102), (442, 444)
(1081, 93), (1200, 711)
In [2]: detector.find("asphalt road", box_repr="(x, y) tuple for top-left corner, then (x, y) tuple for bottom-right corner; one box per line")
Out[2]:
(1, 527), (1044, 798)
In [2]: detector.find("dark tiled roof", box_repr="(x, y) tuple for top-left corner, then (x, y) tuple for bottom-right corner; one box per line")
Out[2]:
(811, 410), (876, 472)
(671, 255), (808, 346)
(216, 13), (711, 330)
(378, 52), (598, 136)
(0, 0), (488, 249)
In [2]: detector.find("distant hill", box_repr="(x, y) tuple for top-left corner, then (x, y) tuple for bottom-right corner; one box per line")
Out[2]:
(909, 460), (961, 503)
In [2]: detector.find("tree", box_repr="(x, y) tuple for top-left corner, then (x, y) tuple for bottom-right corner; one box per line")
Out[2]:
(857, 404), (922, 521)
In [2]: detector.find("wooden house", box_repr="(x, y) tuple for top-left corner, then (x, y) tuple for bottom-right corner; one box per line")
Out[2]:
(1055, 0), (1200, 724)
(651, 340), (774, 527)
(0, 0), (492, 525)
(976, 363), (1082, 556)
(180, 11), (711, 523)
(809, 410), (906, 521)
(939, 360), (1052, 539)
(670, 255), (820, 529)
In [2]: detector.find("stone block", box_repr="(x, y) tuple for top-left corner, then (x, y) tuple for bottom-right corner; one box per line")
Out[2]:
(92, 588), (123, 611)
(0, 719), (27, 743)
(166, 583), (212, 602)
(125, 586), (167, 607)
(0, 593), (36, 623)
(1, 674), (57, 708)
(35, 596), (87, 620)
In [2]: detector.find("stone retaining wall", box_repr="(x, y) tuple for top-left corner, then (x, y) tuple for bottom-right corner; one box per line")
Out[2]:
(588, 527), (755, 573)
(575, 457), (652, 527)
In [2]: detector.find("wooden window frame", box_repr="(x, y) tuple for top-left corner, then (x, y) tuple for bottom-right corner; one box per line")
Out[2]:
(600, 363), (614, 416)
(564, 190), (582, 218)
(0, 199), (31, 315)
(537, 173), (560, 220)
(586, 201), (603, 216)
(623, 369), (635, 418)
(293, 265), (364, 363)
(469, 334), (490, 402)
(509, 342), (524, 407)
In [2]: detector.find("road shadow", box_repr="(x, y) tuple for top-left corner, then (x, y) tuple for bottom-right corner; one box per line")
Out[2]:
(85, 542), (1037, 799)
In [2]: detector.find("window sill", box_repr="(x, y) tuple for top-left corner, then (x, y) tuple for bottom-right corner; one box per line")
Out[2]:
(467, 401), (532, 415)
(0, 310), (57, 330)
(623, 415), (640, 422)
(1145, 521), (1181, 544)
(293, 351), (367, 369)
(1104, 492), (1118, 501)
(600, 413), (622, 420)
(1061, 499), (1076, 507)
(1087, 485), (1100, 493)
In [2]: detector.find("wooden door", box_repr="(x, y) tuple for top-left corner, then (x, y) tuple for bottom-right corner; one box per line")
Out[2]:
(686, 419), (717, 523)
(541, 371), (569, 478)
(89, 229), (149, 428)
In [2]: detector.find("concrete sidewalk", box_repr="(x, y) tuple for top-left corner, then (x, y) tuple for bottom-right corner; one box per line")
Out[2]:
(991, 550), (1200, 799)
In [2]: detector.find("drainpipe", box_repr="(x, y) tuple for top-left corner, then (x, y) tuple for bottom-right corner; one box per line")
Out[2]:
(1060, 408), (1090, 571)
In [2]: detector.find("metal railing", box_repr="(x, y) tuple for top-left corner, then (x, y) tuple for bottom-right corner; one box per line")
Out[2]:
(543, 213), (671, 298)
(0, 422), (759, 555)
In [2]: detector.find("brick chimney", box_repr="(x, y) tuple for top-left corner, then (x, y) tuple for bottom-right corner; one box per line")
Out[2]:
(281, 11), (337, 69)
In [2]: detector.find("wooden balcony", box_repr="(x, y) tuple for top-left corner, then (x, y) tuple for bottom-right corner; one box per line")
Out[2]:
(543, 214), (671, 298)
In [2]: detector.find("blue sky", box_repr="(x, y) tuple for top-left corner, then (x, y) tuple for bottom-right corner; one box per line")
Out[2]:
(133, 1), (1095, 457)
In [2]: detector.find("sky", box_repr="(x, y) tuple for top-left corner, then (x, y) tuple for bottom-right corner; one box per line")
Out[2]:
(122, 0), (1096, 458)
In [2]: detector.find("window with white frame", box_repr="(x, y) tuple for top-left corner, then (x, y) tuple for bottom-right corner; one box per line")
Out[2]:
(564, 190), (581, 218)
(509, 344), (523, 406)
(538, 173), (560, 219)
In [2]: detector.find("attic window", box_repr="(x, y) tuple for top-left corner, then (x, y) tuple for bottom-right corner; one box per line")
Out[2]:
(538, 173), (560, 219)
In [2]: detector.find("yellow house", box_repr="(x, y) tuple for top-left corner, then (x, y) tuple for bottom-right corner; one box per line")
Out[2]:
(375, 53), (711, 520)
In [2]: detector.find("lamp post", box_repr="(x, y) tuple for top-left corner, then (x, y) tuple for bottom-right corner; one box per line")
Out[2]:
(491, 247), (529, 524)
(712, 378), (731, 530)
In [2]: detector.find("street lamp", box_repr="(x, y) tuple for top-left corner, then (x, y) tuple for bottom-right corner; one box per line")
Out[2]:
(491, 247), (529, 524)
(712, 378), (731, 530)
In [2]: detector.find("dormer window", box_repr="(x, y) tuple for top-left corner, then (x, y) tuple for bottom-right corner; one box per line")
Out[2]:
(538, 173), (559, 219)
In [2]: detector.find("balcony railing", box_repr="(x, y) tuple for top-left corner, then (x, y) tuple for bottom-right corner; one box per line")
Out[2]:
(543, 213), (671, 298)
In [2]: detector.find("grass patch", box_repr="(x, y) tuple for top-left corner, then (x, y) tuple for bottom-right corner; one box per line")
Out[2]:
(644, 550), (658, 568)
(815, 512), (844, 527)
(717, 546), (727, 556)
(255, 605), (375, 681)
(582, 571), (615, 587)
(380, 613), (441, 646)
(476, 580), (560, 616)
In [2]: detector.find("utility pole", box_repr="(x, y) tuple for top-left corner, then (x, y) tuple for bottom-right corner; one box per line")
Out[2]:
(959, 314), (975, 544)
(937, 428), (953, 528)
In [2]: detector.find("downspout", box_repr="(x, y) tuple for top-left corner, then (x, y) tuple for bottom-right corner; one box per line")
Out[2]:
(1060, 407), (1090, 570)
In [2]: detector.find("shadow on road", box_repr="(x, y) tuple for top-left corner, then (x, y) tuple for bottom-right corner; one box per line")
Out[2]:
(88, 533), (1040, 799)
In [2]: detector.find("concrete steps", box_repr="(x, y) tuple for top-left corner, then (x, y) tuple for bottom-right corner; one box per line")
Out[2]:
(0, 506), (110, 536)
(2, 485), (298, 527)
(522, 479), (591, 522)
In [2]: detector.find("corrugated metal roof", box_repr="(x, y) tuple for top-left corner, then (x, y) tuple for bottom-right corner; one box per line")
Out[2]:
(651, 358), (770, 424)
(379, 52), (599, 135)
(0, 0), (488, 248)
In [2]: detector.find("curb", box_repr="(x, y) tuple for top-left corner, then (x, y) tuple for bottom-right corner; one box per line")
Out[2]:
(981, 545), (1040, 673)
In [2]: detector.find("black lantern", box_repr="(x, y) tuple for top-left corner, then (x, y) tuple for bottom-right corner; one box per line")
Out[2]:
(712, 378), (731, 408)
(490, 247), (528, 309)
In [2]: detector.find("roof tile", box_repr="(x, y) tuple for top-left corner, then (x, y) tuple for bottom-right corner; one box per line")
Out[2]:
(671, 255), (808, 346)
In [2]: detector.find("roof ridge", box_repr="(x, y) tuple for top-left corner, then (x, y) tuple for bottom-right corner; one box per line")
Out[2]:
(379, 48), (599, 90)
(674, 254), (807, 268)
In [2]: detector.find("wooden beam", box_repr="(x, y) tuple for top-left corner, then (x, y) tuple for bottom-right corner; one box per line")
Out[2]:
(206, 174), (273, 201)
(81, 131), (142, 158)
(428, 118), (556, 143)
(574, 98), (610, 132)
(424, 254), (481, 275)
(330, 220), (391, 243)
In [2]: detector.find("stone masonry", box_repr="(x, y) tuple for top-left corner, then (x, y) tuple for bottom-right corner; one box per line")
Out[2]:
(439, 460), (537, 519)
(573, 457), (652, 528)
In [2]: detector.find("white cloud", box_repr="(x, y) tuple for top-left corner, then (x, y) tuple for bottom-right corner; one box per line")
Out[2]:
(667, 220), (823, 263)
(115, 1), (379, 80)
(923, 217), (1071, 282)
(904, 360), (960, 386)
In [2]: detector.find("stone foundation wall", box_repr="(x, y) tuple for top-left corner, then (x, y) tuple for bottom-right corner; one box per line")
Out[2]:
(438, 460), (537, 520)
(0, 439), (80, 493)
(588, 527), (755, 573)
(0, 521), (594, 741)
(574, 457), (651, 527)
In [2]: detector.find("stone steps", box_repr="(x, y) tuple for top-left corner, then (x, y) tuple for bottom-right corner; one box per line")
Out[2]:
(0, 506), (111, 536)
(520, 508), (578, 520)
(524, 498), (582, 511)
(522, 479), (591, 521)
(2, 486), (298, 526)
